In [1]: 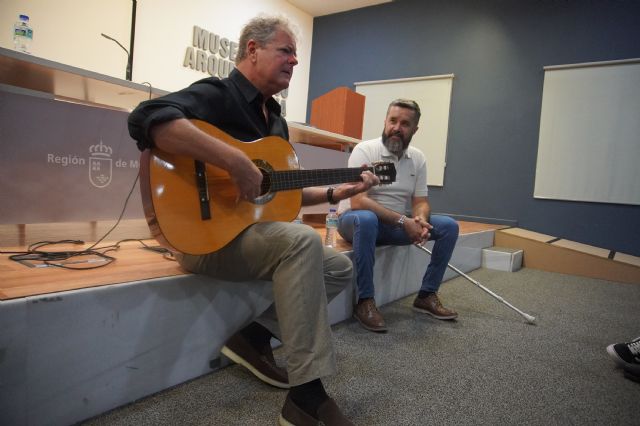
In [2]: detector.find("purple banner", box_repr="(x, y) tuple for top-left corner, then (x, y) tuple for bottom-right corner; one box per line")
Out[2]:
(0, 90), (143, 224)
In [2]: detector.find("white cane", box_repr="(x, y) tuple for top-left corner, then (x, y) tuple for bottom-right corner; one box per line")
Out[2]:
(413, 243), (536, 325)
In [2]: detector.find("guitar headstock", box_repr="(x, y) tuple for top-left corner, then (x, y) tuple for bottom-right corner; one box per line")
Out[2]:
(371, 161), (397, 185)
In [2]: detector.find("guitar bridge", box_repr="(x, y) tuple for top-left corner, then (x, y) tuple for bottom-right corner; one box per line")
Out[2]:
(194, 160), (211, 220)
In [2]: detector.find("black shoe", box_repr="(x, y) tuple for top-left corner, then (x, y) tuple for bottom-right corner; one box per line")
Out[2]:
(221, 325), (290, 389)
(606, 336), (640, 376)
(278, 394), (354, 426)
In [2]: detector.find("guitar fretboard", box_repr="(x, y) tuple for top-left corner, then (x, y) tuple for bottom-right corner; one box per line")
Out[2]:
(265, 167), (370, 192)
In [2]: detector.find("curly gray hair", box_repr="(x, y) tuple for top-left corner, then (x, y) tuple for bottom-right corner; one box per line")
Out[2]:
(235, 15), (297, 65)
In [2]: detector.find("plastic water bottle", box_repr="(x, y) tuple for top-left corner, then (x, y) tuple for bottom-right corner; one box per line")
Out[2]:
(13, 14), (33, 54)
(325, 208), (338, 247)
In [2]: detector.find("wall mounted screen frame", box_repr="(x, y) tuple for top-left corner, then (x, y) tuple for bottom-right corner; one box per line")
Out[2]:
(534, 58), (640, 205)
(355, 74), (454, 186)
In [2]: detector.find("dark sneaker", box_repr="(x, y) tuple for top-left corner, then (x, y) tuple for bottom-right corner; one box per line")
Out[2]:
(607, 336), (640, 375)
(413, 293), (458, 320)
(354, 298), (387, 332)
(221, 330), (289, 389)
(278, 394), (355, 426)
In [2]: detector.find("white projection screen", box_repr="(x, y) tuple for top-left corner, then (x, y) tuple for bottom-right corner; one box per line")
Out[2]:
(355, 75), (454, 186)
(534, 59), (640, 205)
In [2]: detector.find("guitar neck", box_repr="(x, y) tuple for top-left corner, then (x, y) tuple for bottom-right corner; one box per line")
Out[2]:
(269, 167), (370, 192)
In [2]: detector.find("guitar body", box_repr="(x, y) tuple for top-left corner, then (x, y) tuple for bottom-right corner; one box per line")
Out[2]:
(140, 120), (302, 255)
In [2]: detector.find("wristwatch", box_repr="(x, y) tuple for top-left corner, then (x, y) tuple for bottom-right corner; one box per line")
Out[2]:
(396, 215), (407, 228)
(327, 187), (338, 204)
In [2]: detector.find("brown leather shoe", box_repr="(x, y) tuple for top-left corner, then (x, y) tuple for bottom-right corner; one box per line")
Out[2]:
(354, 298), (387, 332)
(278, 394), (355, 426)
(413, 293), (458, 320)
(221, 326), (289, 389)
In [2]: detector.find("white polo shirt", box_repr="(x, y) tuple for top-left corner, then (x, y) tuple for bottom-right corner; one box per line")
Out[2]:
(338, 137), (428, 216)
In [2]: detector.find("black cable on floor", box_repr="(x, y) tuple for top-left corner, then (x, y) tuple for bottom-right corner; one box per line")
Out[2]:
(0, 172), (173, 269)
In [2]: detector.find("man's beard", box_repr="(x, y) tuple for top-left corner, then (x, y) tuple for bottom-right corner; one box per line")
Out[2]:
(382, 131), (410, 156)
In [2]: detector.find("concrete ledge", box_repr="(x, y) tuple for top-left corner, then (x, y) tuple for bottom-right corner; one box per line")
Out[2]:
(0, 229), (497, 426)
(0, 276), (274, 426)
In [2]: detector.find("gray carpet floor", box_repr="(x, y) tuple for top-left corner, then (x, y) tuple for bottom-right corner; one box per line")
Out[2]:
(81, 268), (640, 425)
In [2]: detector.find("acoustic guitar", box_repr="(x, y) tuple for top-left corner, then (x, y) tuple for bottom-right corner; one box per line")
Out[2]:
(140, 119), (396, 255)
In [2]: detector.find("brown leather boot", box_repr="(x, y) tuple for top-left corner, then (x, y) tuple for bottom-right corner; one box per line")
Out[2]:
(354, 298), (387, 332)
(413, 293), (458, 320)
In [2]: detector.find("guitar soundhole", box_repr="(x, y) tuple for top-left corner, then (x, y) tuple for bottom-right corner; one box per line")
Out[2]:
(253, 159), (275, 205)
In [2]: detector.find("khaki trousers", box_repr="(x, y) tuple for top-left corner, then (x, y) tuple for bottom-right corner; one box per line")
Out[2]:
(177, 221), (352, 386)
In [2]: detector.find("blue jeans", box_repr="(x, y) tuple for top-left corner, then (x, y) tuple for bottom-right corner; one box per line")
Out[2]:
(338, 210), (459, 300)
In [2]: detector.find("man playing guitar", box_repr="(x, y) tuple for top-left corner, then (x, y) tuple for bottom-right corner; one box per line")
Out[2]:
(128, 15), (379, 426)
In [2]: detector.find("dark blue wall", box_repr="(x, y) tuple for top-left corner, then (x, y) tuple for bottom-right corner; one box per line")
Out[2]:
(308, 0), (640, 256)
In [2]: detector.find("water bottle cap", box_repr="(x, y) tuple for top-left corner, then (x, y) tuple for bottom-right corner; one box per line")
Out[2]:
(19, 14), (29, 21)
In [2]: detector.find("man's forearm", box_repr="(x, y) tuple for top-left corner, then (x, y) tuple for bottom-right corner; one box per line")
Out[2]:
(351, 196), (404, 225)
(412, 199), (431, 223)
(301, 185), (366, 206)
(151, 118), (248, 173)
(301, 187), (331, 206)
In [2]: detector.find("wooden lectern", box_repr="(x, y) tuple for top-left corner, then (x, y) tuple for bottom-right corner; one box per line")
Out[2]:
(310, 87), (365, 139)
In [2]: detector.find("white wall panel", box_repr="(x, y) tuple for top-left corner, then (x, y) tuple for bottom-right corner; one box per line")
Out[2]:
(0, 0), (313, 121)
(355, 75), (454, 186)
(534, 59), (640, 205)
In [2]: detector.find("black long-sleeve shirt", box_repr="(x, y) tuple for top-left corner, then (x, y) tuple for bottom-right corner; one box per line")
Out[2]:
(127, 68), (289, 151)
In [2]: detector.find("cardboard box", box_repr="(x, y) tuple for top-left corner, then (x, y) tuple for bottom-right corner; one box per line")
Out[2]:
(482, 246), (523, 272)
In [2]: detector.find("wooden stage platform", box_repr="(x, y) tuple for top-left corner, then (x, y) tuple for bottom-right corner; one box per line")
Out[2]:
(0, 219), (506, 300)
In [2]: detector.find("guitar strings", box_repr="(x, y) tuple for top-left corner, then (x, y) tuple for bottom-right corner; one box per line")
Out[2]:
(264, 167), (369, 192)
(204, 168), (368, 194)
